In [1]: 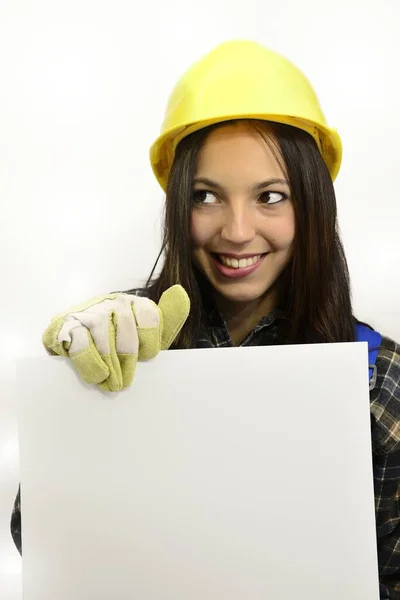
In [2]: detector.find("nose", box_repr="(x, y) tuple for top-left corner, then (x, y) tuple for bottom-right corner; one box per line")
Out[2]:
(220, 201), (256, 245)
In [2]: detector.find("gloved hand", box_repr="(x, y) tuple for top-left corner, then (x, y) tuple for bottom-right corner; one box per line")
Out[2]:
(42, 285), (190, 391)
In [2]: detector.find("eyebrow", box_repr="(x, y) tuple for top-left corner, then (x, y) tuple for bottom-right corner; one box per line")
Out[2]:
(193, 177), (289, 191)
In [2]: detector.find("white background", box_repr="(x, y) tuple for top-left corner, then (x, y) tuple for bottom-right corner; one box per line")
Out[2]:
(0, 0), (399, 597)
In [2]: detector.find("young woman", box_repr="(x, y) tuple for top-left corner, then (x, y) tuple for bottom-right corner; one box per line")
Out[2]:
(12, 40), (400, 599)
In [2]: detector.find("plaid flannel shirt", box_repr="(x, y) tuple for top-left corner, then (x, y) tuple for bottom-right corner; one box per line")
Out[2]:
(11, 306), (400, 599)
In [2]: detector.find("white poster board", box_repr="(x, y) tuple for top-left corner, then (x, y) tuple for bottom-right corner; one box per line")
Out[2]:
(16, 343), (380, 600)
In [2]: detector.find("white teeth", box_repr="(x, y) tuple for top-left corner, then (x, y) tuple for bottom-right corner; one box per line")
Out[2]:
(219, 255), (261, 268)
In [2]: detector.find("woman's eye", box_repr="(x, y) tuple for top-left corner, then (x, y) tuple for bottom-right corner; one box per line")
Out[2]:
(259, 191), (287, 205)
(193, 190), (217, 205)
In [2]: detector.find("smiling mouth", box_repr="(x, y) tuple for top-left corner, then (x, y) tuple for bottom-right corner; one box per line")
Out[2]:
(212, 253), (267, 269)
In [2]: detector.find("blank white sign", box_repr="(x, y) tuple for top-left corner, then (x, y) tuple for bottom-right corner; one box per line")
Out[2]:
(17, 343), (379, 600)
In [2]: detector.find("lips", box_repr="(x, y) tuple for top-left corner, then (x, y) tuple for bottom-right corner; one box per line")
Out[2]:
(218, 254), (262, 269)
(211, 253), (267, 279)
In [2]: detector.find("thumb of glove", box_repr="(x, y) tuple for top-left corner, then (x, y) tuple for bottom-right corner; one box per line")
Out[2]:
(158, 285), (191, 350)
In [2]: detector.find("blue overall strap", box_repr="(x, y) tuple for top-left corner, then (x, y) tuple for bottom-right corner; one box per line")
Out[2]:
(355, 323), (382, 388)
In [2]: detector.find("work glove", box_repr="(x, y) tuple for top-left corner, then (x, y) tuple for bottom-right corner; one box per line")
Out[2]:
(42, 285), (190, 392)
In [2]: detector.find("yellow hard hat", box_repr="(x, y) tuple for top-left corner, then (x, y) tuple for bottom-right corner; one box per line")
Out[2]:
(150, 40), (342, 190)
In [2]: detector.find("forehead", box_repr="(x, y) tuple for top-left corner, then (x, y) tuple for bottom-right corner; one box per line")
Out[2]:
(195, 123), (286, 181)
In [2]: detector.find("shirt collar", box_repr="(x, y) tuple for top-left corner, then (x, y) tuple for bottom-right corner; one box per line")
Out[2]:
(201, 289), (287, 330)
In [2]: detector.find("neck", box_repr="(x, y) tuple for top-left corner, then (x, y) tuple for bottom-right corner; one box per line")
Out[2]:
(215, 290), (278, 346)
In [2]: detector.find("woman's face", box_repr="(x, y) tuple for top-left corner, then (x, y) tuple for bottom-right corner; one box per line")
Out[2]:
(191, 123), (295, 308)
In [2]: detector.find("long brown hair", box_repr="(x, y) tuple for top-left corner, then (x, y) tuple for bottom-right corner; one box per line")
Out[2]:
(145, 119), (356, 348)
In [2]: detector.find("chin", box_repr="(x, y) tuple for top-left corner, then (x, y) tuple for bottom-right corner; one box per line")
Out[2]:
(214, 283), (273, 305)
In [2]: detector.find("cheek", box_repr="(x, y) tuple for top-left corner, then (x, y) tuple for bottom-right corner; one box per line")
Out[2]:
(191, 212), (215, 248)
(278, 205), (295, 247)
(268, 219), (295, 250)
